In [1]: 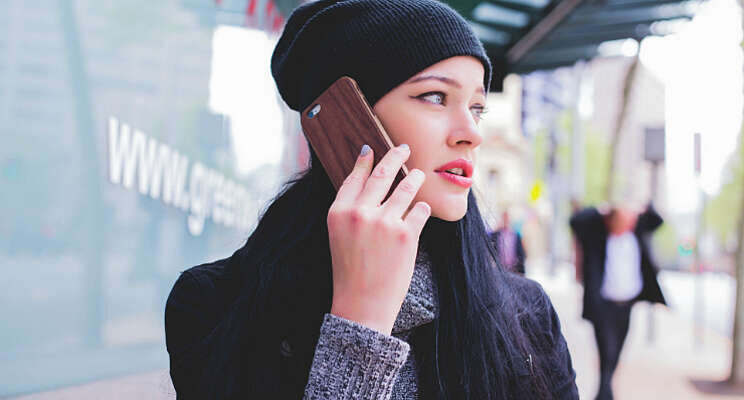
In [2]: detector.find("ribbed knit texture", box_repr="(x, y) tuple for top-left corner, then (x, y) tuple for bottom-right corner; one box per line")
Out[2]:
(271, 0), (492, 111)
(303, 249), (437, 399)
(392, 248), (437, 334)
(304, 314), (411, 399)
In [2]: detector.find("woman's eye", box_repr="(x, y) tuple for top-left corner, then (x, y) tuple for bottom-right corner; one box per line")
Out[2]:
(418, 92), (445, 105)
(470, 105), (489, 121)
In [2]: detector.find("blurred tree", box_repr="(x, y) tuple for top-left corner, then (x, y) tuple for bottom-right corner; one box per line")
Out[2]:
(705, 140), (744, 250)
(729, 127), (744, 385)
(557, 110), (574, 176)
(538, 111), (610, 205)
(729, 0), (744, 385)
(651, 221), (680, 269)
(584, 124), (611, 205)
(532, 127), (549, 182)
(606, 56), (640, 202)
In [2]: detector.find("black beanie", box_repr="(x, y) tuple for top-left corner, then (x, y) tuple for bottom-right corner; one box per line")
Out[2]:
(271, 0), (492, 112)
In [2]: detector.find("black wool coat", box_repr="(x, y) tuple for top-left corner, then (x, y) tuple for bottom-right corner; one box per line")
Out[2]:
(165, 257), (579, 399)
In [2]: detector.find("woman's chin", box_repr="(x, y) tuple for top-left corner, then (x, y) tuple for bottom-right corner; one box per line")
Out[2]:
(430, 202), (468, 221)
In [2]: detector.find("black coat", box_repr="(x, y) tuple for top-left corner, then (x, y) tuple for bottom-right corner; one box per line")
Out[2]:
(569, 205), (667, 323)
(165, 258), (579, 399)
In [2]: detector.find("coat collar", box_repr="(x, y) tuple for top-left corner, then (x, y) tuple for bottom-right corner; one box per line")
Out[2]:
(392, 248), (438, 335)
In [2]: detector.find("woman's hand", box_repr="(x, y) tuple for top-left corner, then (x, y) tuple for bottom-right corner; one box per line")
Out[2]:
(327, 144), (431, 335)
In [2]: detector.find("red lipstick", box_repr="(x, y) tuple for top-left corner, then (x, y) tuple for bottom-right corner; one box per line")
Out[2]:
(434, 158), (474, 188)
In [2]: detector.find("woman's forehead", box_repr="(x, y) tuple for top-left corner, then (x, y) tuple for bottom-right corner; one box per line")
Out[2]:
(409, 56), (485, 90)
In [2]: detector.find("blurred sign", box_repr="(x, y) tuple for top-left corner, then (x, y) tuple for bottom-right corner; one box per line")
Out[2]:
(108, 117), (256, 236)
(678, 238), (695, 257)
(529, 179), (544, 203)
(644, 127), (665, 163)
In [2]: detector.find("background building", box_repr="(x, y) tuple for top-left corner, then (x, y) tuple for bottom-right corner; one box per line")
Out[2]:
(0, 0), (303, 396)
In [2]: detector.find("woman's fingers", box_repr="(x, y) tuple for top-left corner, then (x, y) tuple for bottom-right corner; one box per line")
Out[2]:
(334, 144), (374, 206)
(356, 144), (410, 206)
(382, 169), (426, 219)
(403, 201), (431, 233)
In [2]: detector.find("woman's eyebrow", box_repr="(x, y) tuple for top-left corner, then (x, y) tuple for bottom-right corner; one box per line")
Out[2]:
(406, 74), (486, 96)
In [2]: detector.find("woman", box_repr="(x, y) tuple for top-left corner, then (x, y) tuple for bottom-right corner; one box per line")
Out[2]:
(165, 0), (578, 399)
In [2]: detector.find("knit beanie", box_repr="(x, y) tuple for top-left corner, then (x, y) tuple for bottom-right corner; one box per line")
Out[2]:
(271, 0), (492, 112)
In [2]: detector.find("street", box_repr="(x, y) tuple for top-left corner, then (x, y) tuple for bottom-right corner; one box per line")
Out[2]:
(531, 262), (740, 399)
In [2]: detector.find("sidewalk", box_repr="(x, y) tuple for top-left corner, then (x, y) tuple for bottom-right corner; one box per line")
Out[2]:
(11, 264), (740, 400)
(531, 264), (740, 399)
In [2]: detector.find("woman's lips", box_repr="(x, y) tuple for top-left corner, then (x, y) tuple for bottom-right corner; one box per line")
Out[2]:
(435, 171), (472, 188)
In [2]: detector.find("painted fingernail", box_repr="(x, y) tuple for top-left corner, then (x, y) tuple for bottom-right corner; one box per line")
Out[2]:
(360, 144), (371, 157)
(399, 144), (409, 151)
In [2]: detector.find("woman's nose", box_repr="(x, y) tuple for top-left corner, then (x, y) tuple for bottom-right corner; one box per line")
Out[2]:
(447, 108), (483, 148)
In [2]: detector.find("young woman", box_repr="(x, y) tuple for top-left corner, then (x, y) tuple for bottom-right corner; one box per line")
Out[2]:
(165, 1), (578, 399)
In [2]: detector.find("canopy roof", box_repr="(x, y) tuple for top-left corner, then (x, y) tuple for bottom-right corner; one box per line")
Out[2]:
(447, 0), (704, 90)
(196, 0), (706, 91)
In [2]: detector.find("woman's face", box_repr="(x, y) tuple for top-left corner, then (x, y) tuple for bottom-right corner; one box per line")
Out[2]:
(373, 56), (486, 221)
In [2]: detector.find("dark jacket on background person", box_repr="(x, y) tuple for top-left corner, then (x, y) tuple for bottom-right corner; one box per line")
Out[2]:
(489, 228), (526, 274)
(165, 250), (579, 399)
(569, 205), (667, 323)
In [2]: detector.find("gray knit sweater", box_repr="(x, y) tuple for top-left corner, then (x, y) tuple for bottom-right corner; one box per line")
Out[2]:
(303, 250), (437, 400)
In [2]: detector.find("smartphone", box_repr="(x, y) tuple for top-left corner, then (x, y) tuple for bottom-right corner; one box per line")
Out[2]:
(301, 76), (408, 195)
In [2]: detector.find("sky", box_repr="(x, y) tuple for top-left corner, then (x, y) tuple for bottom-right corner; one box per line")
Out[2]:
(640, 0), (743, 213)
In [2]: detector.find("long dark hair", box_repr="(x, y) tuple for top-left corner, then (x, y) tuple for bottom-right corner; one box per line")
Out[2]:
(204, 149), (557, 399)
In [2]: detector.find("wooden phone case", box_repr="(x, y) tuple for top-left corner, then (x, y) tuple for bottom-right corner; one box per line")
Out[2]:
(301, 76), (408, 193)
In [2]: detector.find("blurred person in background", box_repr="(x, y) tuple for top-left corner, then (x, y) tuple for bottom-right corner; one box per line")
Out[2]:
(570, 202), (667, 400)
(164, 1), (578, 399)
(570, 199), (584, 283)
(490, 210), (526, 274)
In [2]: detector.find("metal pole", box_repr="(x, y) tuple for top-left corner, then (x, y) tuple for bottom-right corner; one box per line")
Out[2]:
(571, 61), (586, 202)
(643, 127), (665, 345)
(693, 132), (704, 348)
(647, 160), (659, 344)
(694, 192), (706, 348)
(548, 123), (559, 276)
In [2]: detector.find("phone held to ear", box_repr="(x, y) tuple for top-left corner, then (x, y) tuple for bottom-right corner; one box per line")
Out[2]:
(301, 76), (408, 196)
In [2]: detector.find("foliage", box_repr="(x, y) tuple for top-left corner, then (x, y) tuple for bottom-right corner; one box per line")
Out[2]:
(704, 129), (744, 251)
(583, 124), (611, 205)
(652, 220), (682, 269)
(557, 110), (573, 176)
(532, 127), (548, 181)
(529, 111), (579, 183)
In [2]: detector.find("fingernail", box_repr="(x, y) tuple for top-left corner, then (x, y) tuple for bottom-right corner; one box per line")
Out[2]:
(360, 144), (371, 157)
(399, 144), (409, 151)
